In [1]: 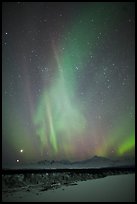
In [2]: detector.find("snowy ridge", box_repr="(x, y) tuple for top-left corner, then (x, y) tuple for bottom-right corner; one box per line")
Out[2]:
(3, 156), (135, 170)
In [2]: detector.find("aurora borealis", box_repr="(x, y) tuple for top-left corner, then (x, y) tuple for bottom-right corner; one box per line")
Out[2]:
(2, 2), (135, 165)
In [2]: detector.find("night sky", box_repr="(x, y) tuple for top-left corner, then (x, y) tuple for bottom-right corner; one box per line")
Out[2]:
(2, 2), (135, 165)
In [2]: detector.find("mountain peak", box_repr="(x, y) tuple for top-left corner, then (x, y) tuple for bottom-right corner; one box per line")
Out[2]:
(91, 155), (110, 161)
(92, 155), (100, 159)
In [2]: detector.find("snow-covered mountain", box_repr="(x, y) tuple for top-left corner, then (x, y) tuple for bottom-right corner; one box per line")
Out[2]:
(3, 156), (135, 170)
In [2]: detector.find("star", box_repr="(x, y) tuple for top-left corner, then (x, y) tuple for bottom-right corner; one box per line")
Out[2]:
(2, 2), (135, 165)
(107, 85), (111, 89)
(128, 19), (131, 23)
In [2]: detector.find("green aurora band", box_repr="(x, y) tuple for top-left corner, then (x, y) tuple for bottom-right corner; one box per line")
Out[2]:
(118, 131), (135, 156)
(33, 3), (135, 160)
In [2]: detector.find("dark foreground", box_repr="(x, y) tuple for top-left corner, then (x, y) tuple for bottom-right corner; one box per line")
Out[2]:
(2, 166), (135, 202)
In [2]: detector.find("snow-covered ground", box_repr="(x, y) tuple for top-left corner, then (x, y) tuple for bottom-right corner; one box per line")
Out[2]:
(2, 156), (135, 202)
(2, 174), (135, 202)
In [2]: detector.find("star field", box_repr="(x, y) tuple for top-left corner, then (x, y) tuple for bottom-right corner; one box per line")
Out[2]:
(2, 2), (135, 165)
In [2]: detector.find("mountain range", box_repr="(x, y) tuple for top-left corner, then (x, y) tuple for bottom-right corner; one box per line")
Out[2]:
(3, 155), (135, 170)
